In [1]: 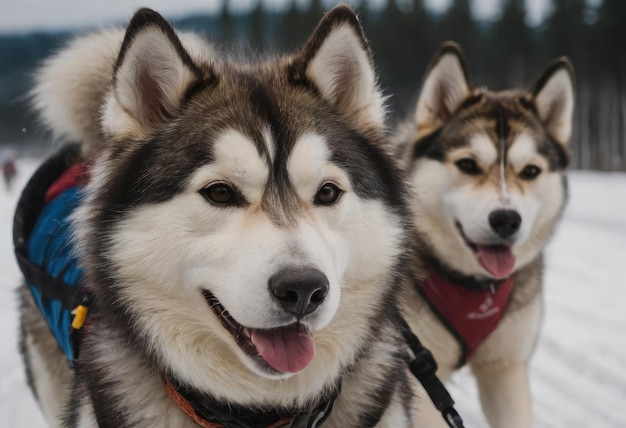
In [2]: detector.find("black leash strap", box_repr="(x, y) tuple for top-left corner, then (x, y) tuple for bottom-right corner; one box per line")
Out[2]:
(395, 314), (466, 428)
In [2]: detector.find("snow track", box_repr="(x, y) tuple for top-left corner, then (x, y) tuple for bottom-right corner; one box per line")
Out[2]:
(1, 160), (625, 427)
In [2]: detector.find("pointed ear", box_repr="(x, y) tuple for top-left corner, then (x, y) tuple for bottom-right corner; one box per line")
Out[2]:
(415, 41), (472, 132)
(102, 8), (211, 139)
(532, 58), (575, 144)
(290, 5), (384, 129)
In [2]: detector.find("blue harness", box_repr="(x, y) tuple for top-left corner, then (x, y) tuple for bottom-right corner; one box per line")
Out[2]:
(14, 145), (88, 367)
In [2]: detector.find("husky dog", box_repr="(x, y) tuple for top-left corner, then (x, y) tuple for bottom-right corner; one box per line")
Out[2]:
(395, 42), (574, 428)
(18, 6), (424, 427)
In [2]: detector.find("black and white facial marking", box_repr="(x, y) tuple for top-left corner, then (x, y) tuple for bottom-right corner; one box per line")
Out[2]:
(74, 6), (408, 396)
(405, 42), (574, 279)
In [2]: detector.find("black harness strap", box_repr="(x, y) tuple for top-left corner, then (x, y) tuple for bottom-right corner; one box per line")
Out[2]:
(288, 383), (339, 428)
(15, 249), (82, 310)
(394, 314), (466, 428)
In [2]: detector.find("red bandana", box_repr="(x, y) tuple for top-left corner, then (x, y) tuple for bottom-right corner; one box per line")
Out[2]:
(418, 270), (515, 365)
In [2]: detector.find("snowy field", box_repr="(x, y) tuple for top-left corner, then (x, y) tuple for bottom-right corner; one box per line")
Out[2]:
(1, 159), (625, 427)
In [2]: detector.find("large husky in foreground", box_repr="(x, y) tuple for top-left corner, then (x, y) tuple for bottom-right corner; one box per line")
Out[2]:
(19, 7), (422, 427)
(396, 43), (574, 427)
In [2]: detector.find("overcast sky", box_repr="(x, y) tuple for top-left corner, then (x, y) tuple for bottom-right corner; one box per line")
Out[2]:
(0, 0), (586, 34)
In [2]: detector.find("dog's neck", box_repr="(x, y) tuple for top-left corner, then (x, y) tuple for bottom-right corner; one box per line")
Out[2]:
(419, 251), (512, 291)
(78, 321), (341, 428)
(164, 376), (340, 428)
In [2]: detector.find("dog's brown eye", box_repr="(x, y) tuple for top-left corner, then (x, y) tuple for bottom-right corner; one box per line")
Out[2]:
(520, 165), (541, 180)
(201, 183), (236, 205)
(315, 183), (343, 205)
(455, 158), (481, 175)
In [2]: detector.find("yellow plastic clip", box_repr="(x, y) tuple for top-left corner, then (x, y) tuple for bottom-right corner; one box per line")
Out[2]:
(71, 305), (89, 330)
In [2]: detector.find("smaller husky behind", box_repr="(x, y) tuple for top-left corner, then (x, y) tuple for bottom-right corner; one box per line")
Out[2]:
(395, 42), (574, 428)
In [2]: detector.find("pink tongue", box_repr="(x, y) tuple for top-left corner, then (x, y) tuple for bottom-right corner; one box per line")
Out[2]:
(476, 245), (516, 278)
(250, 324), (314, 373)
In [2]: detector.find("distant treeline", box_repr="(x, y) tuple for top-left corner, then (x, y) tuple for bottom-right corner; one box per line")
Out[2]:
(0, 0), (624, 170)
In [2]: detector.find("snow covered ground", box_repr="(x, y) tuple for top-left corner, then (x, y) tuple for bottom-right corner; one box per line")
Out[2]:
(1, 159), (625, 427)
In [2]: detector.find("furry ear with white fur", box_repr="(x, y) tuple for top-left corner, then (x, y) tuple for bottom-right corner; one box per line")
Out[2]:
(102, 8), (211, 139)
(415, 41), (473, 132)
(291, 5), (384, 129)
(532, 58), (575, 145)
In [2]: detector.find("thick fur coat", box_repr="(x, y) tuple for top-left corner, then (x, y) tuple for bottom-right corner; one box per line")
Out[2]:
(395, 42), (575, 428)
(19, 6), (426, 427)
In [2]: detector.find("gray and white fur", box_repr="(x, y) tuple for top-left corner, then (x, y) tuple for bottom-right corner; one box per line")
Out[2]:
(395, 42), (575, 428)
(20, 6), (427, 427)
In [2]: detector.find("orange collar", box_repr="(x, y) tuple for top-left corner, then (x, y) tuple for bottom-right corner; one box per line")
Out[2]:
(165, 378), (294, 428)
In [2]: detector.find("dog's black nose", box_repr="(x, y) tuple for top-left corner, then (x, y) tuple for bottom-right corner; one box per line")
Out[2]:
(269, 267), (329, 318)
(489, 210), (522, 239)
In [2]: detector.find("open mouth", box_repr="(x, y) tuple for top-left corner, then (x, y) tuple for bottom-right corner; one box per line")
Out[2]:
(455, 221), (516, 278)
(201, 290), (315, 374)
